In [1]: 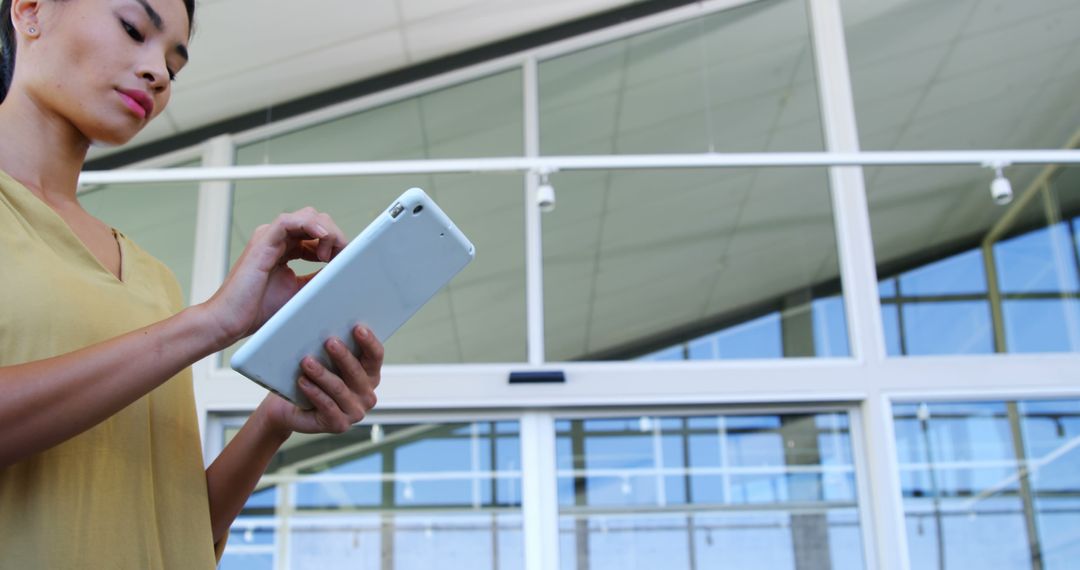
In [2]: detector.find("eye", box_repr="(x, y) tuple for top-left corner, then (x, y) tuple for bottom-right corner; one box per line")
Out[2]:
(120, 19), (144, 42)
(167, 69), (177, 82)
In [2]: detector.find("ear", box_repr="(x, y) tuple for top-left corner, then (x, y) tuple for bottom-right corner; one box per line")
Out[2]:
(10, 0), (42, 39)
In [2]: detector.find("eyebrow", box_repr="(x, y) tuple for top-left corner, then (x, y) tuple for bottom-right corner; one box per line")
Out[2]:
(133, 0), (189, 62)
(134, 0), (163, 31)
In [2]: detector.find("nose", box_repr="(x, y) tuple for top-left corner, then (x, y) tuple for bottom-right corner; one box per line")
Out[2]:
(137, 58), (169, 93)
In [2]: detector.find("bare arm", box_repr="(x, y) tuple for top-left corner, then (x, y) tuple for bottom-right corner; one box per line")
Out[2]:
(0, 207), (349, 468)
(0, 304), (226, 468)
(205, 326), (383, 543)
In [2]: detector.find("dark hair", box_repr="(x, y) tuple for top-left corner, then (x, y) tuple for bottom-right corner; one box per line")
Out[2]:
(0, 0), (195, 102)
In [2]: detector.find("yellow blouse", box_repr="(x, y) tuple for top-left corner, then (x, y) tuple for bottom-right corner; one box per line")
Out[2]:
(0, 171), (220, 568)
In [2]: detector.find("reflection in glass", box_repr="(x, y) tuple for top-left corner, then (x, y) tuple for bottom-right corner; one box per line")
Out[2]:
(223, 70), (526, 365)
(542, 168), (849, 362)
(893, 400), (1080, 569)
(540, 0), (823, 155)
(900, 301), (994, 356)
(556, 412), (865, 569)
(842, 0), (1080, 151)
(219, 421), (523, 570)
(874, 166), (1080, 356)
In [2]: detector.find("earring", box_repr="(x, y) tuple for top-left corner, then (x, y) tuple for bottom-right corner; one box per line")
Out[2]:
(27, 26), (37, 35)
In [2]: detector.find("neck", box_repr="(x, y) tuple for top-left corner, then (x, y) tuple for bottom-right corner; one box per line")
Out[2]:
(0, 89), (90, 206)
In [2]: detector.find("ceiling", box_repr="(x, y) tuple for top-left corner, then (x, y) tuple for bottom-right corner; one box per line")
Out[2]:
(87, 0), (646, 161)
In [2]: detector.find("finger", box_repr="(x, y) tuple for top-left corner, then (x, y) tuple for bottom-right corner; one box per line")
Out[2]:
(275, 210), (330, 242)
(301, 356), (364, 416)
(314, 212), (348, 262)
(325, 337), (367, 391)
(296, 241), (325, 263)
(296, 376), (353, 434)
(353, 326), (384, 382)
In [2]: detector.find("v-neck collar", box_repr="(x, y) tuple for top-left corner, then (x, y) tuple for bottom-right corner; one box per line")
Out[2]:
(0, 169), (128, 285)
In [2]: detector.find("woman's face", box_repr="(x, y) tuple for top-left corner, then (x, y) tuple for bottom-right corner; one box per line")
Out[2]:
(17, 0), (190, 145)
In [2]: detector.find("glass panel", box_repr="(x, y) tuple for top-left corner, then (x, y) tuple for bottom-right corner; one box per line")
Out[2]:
(994, 223), (1080, 294)
(993, 167), (1080, 354)
(220, 420), (523, 569)
(881, 303), (903, 356)
(80, 161), (200, 303)
(542, 168), (849, 361)
(1002, 300), (1080, 354)
(871, 166), (1080, 356)
(557, 411), (865, 569)
(224, 70), (525, 365)
(813, 296), (851, 358)
(900, 301), (994, 356)
(893, 399), (1080, 568)
(241, 70), (522, 163)
(225, 172), (526, 366)
(842, 0), (1080, 150)
(540, 0), (823, 155)
(899, 250), (986, 296)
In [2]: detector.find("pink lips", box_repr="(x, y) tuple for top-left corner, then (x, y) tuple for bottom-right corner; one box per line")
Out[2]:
(116, 89), (153, 119)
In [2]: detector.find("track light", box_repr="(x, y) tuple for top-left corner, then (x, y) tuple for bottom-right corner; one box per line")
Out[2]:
(537, 172), (556, 213)
(990, 165), (1012, 206)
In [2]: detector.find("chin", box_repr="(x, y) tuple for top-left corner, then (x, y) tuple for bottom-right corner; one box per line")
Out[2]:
(76, 111), (152, 147)
(82, 124), (141, 148)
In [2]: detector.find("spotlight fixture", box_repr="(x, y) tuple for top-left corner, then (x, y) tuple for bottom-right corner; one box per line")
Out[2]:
(536, 170), (556, 213)
(990, 165), (1013, 206)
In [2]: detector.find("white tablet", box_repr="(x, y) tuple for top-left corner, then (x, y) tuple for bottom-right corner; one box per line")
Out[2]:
(229, 188), (475, 407)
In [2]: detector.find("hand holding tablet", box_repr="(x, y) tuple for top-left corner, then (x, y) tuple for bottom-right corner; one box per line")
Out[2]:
(230, 188), (475, 407)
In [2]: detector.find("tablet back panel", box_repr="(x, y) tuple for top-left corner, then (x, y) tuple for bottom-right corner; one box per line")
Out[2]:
(229, 188), (475, 407)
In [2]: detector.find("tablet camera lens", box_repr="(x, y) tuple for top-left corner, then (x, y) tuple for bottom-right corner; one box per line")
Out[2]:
(390, 203), (405, 218)
(413, 205), (424, 215)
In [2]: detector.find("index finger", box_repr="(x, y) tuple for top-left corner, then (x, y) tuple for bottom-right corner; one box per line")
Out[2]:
(314, 212), (349, 262)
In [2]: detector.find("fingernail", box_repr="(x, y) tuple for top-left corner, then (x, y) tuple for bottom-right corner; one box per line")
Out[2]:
(298, 377), (311, 387)
(326, 338), (341, 351)
(314, 224), (329, 238)
(302, 357), (319, 371)
(356, 326), (368, 339)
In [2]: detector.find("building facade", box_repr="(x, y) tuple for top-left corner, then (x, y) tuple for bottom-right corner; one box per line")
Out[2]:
(81, 0), (1080, 568)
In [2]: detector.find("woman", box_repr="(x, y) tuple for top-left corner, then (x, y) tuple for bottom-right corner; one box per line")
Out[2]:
(0, 0), (382, 566)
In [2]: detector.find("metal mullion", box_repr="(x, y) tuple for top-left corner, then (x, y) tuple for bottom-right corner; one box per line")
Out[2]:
(523, 57), (546, 365)
(894, 279), (909, 356)
(192, 135), (236, 452)
(1040, 183), (1080, 351)
(807, 3), (907, 570)
(520, 412), (560, 570)
(885, 292), (1080, 304)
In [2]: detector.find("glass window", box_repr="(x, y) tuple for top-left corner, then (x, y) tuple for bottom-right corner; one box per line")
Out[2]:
(814, 296), (852, 358)
(899, 250), (987, 297)
(556, 411), (866, 569)
(687, 313), (783, 360)
(893, 399), (1080, 568)
(219, 419), (523, 570)
(842, 0), (1080, 151)
(80, 162), (200, 303)
(224, 70), (526, 365)
(872, 165), (1080, 356)
(1002, 300), (1080, 354)
(881, 302), (903, 356)
(540, 0), (823, 155)
(542, 168), (849, 361)
(994, 224), (1080, 294)
(901, 301), (994, 356)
